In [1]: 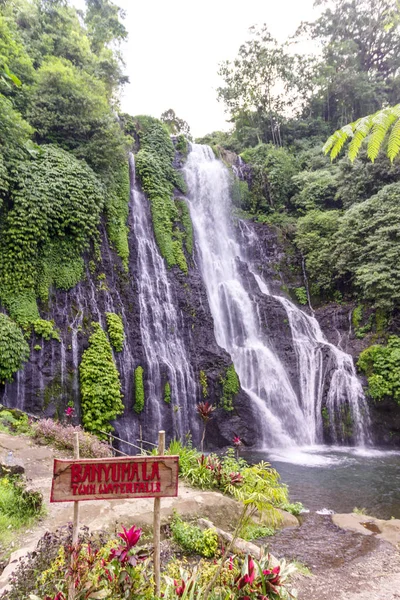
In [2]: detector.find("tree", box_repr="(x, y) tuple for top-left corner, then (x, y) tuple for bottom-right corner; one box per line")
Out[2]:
(217, 25), (312, 146)
(84, 0), (127, 53)
(299, 0), (400, 127)
(160, 108), (191, 137)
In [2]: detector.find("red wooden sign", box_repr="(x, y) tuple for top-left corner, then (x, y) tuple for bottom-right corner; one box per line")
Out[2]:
(50, 455), (179, 503)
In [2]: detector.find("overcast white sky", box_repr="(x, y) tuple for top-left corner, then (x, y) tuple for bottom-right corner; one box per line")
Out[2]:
(74, 0), (320, 137)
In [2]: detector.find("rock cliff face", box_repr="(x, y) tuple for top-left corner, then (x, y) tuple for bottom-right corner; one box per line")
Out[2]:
(1, 148), (399, 448)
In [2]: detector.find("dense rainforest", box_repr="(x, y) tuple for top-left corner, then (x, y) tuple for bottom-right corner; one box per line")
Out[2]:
(1, 0), (400, 446)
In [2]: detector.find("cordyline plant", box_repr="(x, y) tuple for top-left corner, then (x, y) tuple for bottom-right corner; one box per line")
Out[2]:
(196, 401), (215, 452)
(163, 553), (296, 599)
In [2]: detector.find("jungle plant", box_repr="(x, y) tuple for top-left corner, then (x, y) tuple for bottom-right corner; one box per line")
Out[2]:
(134, 366), (145, 414)
(358, 336), (400, 404)
(105, 312), (124, 352)
(220, 364), (240, 411)
(0, 313), (30, 383)
(170, 513), (219, 558)
(196, 401), (216, 452)
(79, 323), (124, 437)
(164, 381), (171, 404)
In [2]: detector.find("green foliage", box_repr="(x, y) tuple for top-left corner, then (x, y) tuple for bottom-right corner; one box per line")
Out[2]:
(220, 364), (240, 411)
(164, 381), (171, 404)
(294, 287), (308, 306)
(0, 313), (29, 383)
(334, 183), (400, 308)
(0, 477), (43, 549)
(79, 322), (124, 436)
(170, 513), (218, 558)
(240, 143), (298, 213)
(352, 305), (363, 329)
(133, 365), (145, 414)
(167, 441), (288, 520)
(105, 312), (124, 352)
(161, 108), (191, 137)
(291, 168), (339, 212)
(175, 198), (193, 255)
(134, 116), (189, 273)
(295, 210), (341, 295)
(0, 145), (105, 324)
(176, 133), (189, 156)
(32, 319), (60, 342)
(239, 521), (275, 541)
(279, 501), (304, 516)
(199, 370), (208, 398)
(358, 336), (400, 404)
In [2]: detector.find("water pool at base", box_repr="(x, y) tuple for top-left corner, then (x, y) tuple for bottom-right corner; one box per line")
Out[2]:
(243, 446), (400, 519)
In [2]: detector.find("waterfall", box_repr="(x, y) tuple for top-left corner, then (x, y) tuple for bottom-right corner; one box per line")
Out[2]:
(128, 154), (199, 442)
(184, 144), (370, 448)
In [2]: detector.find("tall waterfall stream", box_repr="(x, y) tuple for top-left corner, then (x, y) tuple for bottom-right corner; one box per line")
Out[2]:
(184, 144), (371, 448)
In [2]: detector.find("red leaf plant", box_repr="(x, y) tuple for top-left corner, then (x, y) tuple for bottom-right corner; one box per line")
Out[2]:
(109, 525), (145, 566)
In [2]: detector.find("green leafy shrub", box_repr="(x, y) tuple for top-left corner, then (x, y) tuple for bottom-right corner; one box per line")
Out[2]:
(220, 364), (240, 411)
(0, 313), (30, 383)
(240, 522), (275, 541)
(134, 366), (145, 414)
(358, 336), (400, 404)
(294, 287), (308, 305)
(0, 476), (43, 548)
(32, 319), (61, 342)
(79, 323), (124, 436)
(105, 312), (124, 352)
(352, 305), (363, 329)
(170, 513), (218, 558)
(164, 381), (171, 404)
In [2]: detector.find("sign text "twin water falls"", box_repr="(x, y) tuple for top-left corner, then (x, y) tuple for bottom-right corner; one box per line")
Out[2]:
(50, 456), (179, 502)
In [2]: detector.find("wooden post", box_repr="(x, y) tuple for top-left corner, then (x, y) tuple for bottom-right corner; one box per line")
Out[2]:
(72, 432), (80, 543)
(69, 432), (80, 600)
(153, 430), (165, 597)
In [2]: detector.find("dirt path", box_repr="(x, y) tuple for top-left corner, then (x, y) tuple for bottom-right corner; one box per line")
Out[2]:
(1, 432), (400, 599)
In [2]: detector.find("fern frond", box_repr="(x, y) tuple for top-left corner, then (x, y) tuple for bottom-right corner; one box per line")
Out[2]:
(324, 124), (353, 161)
(387, 118), (400, 162)
(347, 115), (373, 162)
(367, 109), (398, 162)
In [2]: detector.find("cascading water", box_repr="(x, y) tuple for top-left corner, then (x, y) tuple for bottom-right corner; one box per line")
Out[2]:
(128, 154), (199, 441)
(184, 144), (370, 448)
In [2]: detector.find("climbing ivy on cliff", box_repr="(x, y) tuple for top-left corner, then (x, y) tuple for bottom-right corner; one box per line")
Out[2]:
(105, 312), (124, 352)
(0, 146), (105, 325)
(134, 116), (192, 273)
(220, 364), (240, 411)
(0, 313), (30, 384)
(358, 336), (400, 405)
(134, 366), (145, 414)
(79, 322), (124, 436)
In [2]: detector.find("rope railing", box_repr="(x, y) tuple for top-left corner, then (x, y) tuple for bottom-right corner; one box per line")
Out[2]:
(99, 430), (158, 456)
